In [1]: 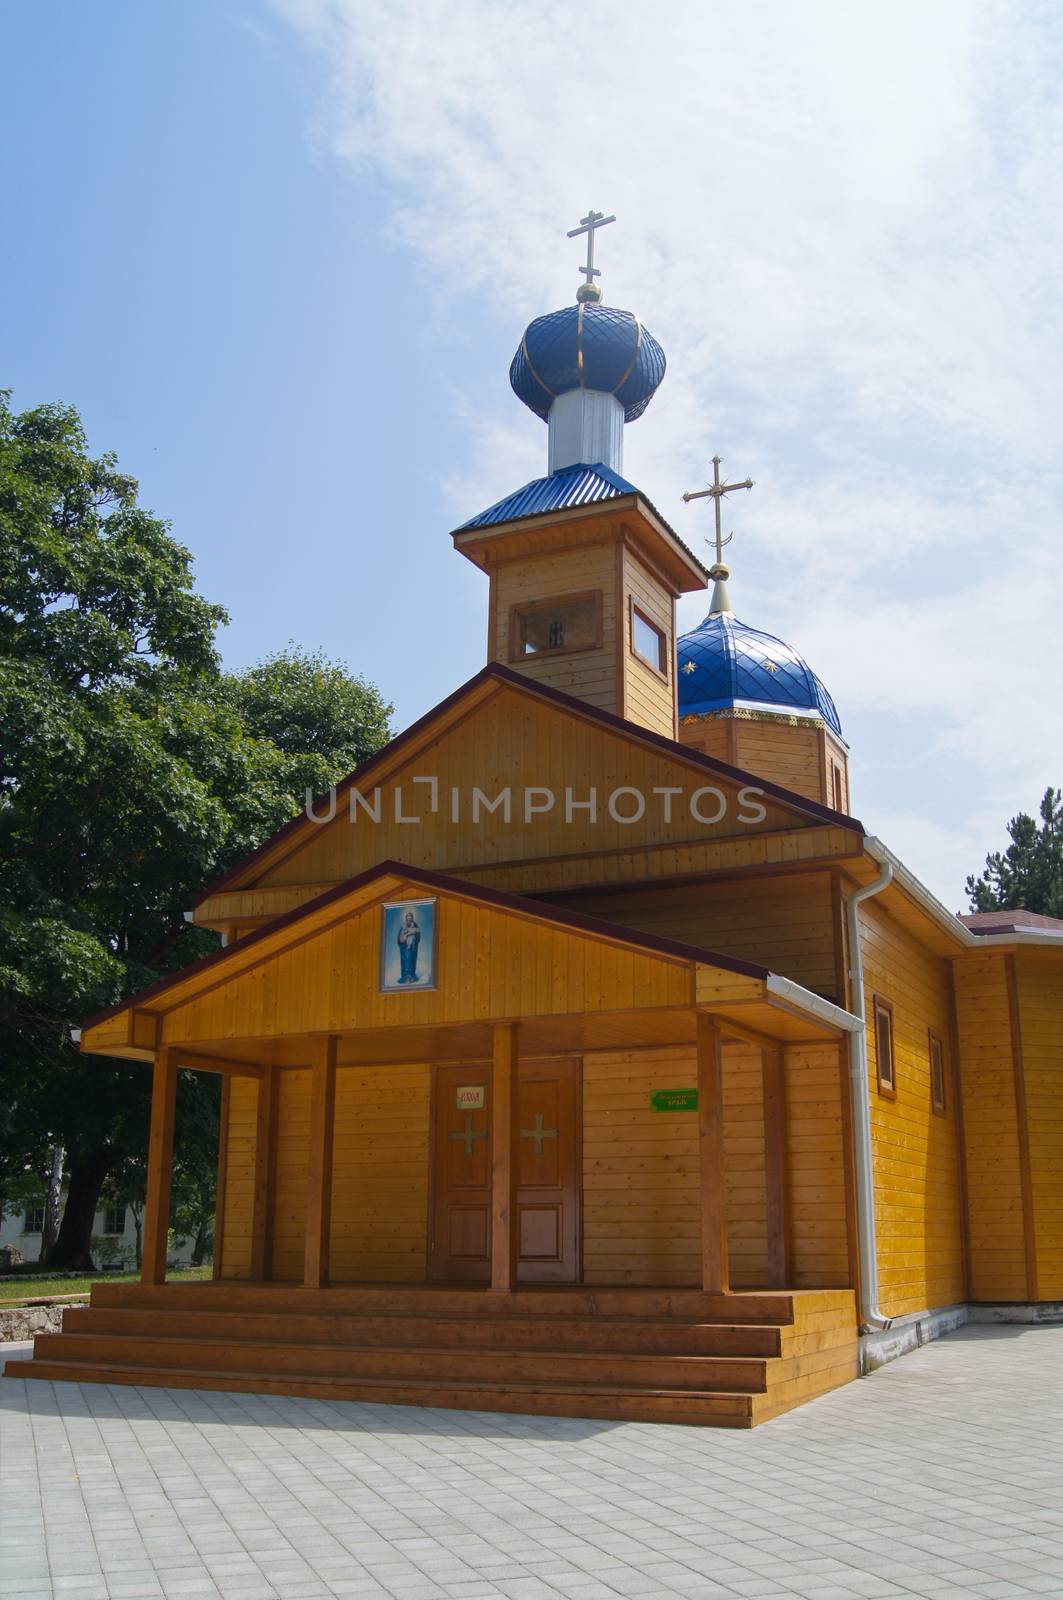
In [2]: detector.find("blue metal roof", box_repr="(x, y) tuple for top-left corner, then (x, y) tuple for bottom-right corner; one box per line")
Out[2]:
(677, 612), (842, 735)
(510, 303), (666, 423)
(457, 461), (637, 532)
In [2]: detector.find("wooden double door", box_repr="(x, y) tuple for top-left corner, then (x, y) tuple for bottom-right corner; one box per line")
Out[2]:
(429, 1059), (580, 1284)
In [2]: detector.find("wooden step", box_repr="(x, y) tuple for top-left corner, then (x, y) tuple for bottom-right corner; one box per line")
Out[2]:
(85, 1281), (797, 1324)
(32, 1332), (770, 1393)
(2, 1357), (756, 1427)
(72, 1306), (783, 1358)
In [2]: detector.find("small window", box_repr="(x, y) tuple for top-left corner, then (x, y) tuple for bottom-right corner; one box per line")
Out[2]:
(832, 764), (845, 812)
(23, 1205), (45, 1234)
(103, 1206), (126, 1235)
(509, 591), (601, 659)
(630, 602), (668, 676)
(929, 1031), (947, 1115)
(874, 997), (896, 1097)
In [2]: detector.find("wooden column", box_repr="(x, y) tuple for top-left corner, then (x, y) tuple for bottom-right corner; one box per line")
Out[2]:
(212, 1076), (231, 1280)
(141, 1047), (178, 1286)
(490, 1022), (519, 1291)
(303, 1037), (338, 1289)
(250, 1064), (279, 1282)
(696, 1013), (729, 1294)
(762, 1045), (793, 1288)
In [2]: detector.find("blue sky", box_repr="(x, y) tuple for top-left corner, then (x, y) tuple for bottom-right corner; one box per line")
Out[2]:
(4, 1), (1062, 909)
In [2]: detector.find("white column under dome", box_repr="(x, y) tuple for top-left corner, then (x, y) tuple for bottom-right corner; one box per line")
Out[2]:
(548, 389), (624, 475)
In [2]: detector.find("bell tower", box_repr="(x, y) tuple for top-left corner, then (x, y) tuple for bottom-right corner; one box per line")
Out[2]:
(451, 211), (708, 737)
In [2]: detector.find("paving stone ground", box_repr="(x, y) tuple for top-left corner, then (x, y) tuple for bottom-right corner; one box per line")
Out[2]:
(2, 1325), (1062, 1600)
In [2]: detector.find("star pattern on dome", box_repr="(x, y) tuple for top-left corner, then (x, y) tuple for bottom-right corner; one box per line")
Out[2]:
(676, 613), (842, 735)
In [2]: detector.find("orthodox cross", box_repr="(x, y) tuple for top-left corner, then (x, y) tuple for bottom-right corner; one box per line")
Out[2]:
(567, 208), (616, 300)
(520, 1112), (558, 1156)
(682, 455), (755, 566)
(449, 1114), (487, 1158)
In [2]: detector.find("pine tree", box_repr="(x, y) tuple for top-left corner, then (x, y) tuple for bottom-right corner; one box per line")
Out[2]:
(966, 788), (1063, 916)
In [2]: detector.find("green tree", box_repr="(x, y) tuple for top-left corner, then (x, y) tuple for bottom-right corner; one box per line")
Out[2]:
(0, 393), (392, 1266)
(966, 787), (1063, 917)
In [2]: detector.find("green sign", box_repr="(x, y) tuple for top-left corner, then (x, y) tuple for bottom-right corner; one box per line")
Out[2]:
(649, 1088), (699, 1113)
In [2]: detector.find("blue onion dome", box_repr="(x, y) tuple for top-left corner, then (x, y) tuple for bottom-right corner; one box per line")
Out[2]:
(510, 303), (666, 423)
(677, 612), (842, 736)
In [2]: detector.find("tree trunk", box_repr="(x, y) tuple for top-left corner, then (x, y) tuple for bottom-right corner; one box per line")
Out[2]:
(42, 1145), (65, 1260)
(48, 1148), (112, 1270)
(191, 1217), (212, 1267)
(130, 1200), (143, 1271)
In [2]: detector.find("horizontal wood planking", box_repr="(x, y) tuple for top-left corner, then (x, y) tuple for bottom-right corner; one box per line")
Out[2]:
(330, 1063), (430, 1282)
(162, 891), (694, 1049)
(219, 1075), (257, 1278)
(734, 721), (824, 806)
(581, 1044), (773, 1289)
(243, 686), (823, 894)
(1013, 957), (1063, 1298)
(783, 1043), (849, 1288)
(859, 898), (966, 1316)
(553, 871), (839, 999)
(953, 953), (1029, 1301)
(621, 544), (674, 738)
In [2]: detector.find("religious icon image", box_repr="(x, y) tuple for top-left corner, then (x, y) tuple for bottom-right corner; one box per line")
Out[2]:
(379, 898), (437, 991)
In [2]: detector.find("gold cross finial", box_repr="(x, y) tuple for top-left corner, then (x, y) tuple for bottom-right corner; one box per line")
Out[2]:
(682, 454), (755, 616)
(566, 208), (616, 304)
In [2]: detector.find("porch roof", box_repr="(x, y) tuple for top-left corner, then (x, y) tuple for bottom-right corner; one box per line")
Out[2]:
(80, 862), (859, 1067)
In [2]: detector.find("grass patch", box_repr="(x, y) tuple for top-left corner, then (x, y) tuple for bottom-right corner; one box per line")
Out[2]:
(0, 1264), (213, 1302)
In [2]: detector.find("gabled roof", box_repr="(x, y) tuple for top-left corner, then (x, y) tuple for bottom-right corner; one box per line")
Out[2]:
(191, 661), (865, 908)
(84, 859), (767, 1036)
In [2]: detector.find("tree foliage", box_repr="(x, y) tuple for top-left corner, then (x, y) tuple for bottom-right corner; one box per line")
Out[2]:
(0, 392), (392, 1264)
(966, 787), (1063, 917)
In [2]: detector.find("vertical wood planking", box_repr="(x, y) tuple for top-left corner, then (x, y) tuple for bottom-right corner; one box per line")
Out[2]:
(303, 1037), (338, 1288)
(762, 1046), (792, 1288)
(697, 1013), (729, 1293)
(141, 1047), (178, 1286)
(491, 1023), (519, 1291)
(250, 1064), (279, 1281)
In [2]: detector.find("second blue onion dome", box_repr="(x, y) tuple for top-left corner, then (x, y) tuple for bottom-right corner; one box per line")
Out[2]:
(510, 303), (666, 423)
(677, 612), (843, 736)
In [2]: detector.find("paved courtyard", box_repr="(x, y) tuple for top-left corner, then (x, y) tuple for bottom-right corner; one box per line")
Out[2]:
(2, 1325), (1062, 1600)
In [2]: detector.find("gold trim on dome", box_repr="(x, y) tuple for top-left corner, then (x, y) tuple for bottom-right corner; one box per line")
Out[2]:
(576, 302), (585, 385)
(521, 334), (556, 400)
(613, 314), (643, 397)
(679, 707), (829, 731)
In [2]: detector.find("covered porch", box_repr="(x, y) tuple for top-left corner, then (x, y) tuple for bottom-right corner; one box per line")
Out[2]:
(9, 864), (863, 1424)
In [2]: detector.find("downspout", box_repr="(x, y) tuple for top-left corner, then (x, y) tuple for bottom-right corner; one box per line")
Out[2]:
(845, 860), (894, 1331)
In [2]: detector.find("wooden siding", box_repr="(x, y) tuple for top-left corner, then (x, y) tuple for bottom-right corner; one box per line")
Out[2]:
(243, 688), (822, 894)
(784, 1043), (850, 1288)
(722, 1044), (769, 1287)
(621, 544), (674, 738)
(859, 899), (966, 1316)
(1013, 957), (1063, 1299)
(582, 1047), (700, 1285)
(953, 953), (1028, 1300)
(162, 892), (693, 1049)
(490, 542), (618, 712)
(219, 1075), (256, 1278)
(271, 1068), (311, 1281)
(679, 717), (733, 766)
(330, 1063), (430, 1282)
(734, 720), (824, 805)
(554, 871), (839, 999)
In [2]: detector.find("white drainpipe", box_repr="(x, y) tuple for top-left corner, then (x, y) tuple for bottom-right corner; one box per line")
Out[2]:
(844, 861), (894, 1331)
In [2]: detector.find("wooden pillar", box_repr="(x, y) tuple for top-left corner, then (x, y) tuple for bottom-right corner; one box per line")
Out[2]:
(141, 1047), (178, 1286)
(212, 1075), (231, 1280)
(762, 1045), (793, 1288)
(490, 1022), (519, 1291)
(303, 1037), (338, 1289)
(250, 1064), (279, 1282)
(696, 1013), (729, 1294)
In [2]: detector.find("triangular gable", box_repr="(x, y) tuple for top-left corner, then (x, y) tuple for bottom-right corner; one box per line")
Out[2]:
(82, 862), (767, 1060)
(195, 664), (862, 912)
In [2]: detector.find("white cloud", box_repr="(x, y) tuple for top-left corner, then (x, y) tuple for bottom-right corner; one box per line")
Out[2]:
(270, 0), (1063, 906)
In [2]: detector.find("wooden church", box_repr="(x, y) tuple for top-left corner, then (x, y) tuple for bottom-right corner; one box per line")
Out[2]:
(9, 215), (1062, 1426)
